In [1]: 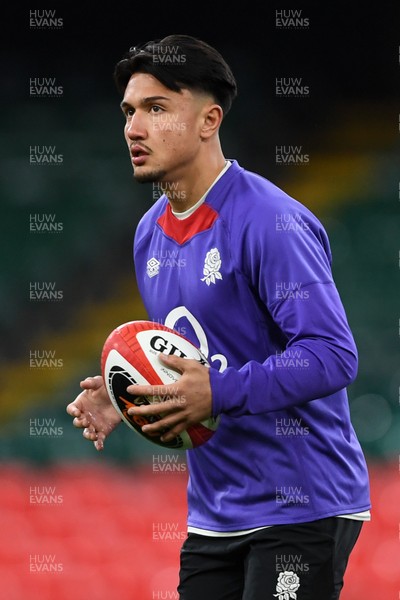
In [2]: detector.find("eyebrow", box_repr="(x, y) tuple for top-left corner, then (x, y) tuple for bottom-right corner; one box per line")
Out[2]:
(120, 95), (171, 110)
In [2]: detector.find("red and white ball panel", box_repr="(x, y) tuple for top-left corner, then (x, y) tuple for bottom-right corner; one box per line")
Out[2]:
(100, 320), (219, 450)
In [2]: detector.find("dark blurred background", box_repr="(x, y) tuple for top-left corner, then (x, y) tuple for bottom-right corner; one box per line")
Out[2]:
(1, 3), (399, 599)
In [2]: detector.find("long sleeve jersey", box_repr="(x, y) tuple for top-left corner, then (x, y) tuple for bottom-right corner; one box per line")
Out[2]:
(133, 159), (371, 532)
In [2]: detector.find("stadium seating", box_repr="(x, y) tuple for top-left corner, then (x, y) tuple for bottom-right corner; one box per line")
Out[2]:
(0, 460), (398, 599)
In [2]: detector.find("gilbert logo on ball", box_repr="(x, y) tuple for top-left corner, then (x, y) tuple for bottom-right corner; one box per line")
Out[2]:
(101, 320), (219, 449)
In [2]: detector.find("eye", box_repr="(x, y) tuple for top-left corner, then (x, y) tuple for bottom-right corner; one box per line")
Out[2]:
(121, 105), (135, 120)
(150, 105), (164, 114)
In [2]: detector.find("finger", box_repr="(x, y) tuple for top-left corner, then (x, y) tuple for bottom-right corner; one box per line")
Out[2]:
(66, 402), (82, 418)
(160, 424), (187, 443)
(141, 412), (185, 437)
(72, 415), (89, 429)
(83, 426), (98, 441)
(94, 432), (105, 451)
(157, 353), (187, 373)
(126, 382), (182, 398)
(127, 396), (185, 416)
(72, 415), (90, 429)
(142, 412), (186, 434)
(80, 375), (103, 390)
(126, 384), (160, 397)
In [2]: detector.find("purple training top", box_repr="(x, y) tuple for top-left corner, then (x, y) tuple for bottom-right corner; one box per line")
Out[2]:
(133, 160), (371, 532)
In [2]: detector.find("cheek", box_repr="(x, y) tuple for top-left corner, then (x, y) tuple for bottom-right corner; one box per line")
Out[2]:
(154, 133), (183, 156)
(159, 122), (196, 153)
(124, 124), (130, 143)
(149, 110), (199, 160)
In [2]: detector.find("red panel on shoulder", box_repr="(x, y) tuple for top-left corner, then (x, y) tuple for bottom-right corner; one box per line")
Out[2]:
(157, 203), (219, 245)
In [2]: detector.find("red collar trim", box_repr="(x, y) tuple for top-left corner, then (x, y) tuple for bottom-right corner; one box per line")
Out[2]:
(157, 203), (218, 245)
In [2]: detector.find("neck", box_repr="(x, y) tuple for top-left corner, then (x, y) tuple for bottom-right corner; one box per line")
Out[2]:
(163, 145), (226, 213)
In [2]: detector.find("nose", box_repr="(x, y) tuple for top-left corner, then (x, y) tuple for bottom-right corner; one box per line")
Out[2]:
(125, 111), (147, 141)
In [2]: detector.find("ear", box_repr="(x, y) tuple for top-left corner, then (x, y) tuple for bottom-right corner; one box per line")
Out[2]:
(200, 103), (224, 140)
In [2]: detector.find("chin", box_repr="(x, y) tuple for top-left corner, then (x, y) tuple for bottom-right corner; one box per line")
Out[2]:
(133, 168), (167, 184)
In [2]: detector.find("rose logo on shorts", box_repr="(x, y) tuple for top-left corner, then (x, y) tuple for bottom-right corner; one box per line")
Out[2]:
(273, 571), (300, 600)
(201, 247), (222, 286)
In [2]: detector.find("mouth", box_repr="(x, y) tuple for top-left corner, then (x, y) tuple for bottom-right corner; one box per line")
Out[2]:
(130, 144), (150, 166)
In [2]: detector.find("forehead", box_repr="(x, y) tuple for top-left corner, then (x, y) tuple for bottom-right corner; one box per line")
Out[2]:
(121, 72), (215, 112)
(123, 72), (189, 103)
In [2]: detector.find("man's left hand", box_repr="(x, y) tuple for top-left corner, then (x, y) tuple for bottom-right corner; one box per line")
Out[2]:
(126, 353), (213, 442)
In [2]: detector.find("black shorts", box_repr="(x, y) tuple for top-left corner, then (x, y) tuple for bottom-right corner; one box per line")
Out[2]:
(178, 517), (363, 600)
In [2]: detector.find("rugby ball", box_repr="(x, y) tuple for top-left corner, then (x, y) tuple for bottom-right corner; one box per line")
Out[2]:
(100, 320), (219, 450)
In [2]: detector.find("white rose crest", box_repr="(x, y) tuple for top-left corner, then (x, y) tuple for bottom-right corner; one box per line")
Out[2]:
(273, 571), (300, 600)
(201, 248), (222, 286)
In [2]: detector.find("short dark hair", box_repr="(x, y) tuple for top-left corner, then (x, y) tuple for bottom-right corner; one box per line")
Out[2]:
(113, 34), (238, 117)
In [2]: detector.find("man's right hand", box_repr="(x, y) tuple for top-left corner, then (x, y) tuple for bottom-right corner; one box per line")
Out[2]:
(66, 375), (122, 451)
